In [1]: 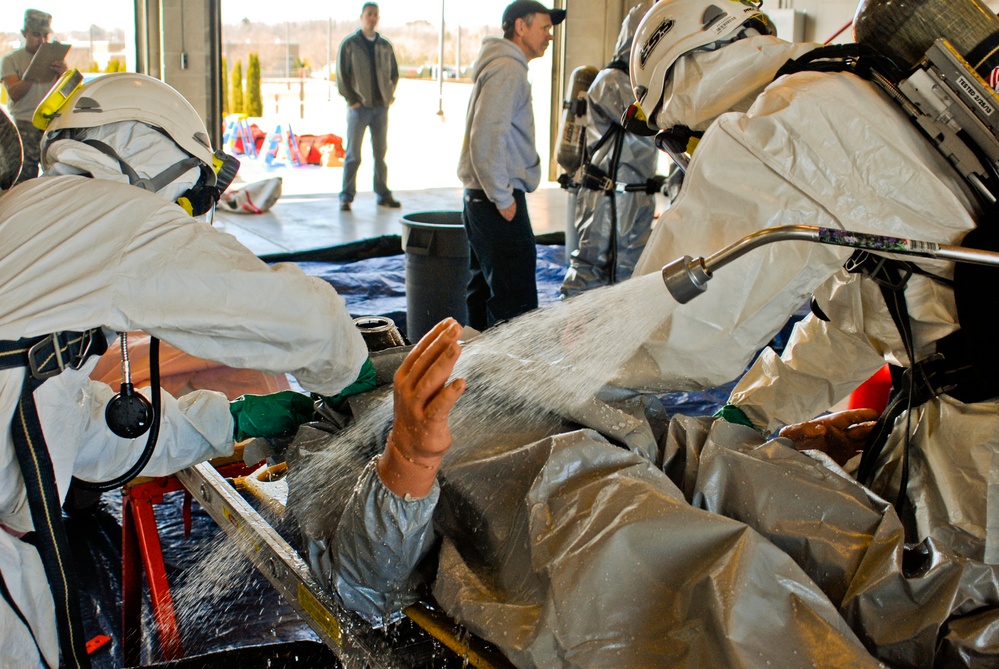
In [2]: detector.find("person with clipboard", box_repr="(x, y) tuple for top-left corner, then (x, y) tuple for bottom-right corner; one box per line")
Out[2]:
(2, 9), (67, 184)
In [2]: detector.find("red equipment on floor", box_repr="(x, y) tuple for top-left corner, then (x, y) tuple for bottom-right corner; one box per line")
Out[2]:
(120, 458), (258, 665)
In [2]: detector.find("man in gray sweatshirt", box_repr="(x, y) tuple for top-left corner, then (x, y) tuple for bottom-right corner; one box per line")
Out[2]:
(457, 1), (566, 331)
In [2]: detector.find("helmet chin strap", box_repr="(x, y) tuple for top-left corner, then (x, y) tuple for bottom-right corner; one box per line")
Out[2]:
(81, 138), (202, 195)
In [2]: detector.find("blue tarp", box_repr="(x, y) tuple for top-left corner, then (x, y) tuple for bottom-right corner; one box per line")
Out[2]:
(291, 244), (568, 340)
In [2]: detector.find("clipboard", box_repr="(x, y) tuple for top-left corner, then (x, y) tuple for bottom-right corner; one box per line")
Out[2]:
(23, 42), (70, 82)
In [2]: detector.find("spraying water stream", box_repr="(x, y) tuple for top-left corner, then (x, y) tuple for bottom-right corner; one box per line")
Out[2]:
(174, 271), (678, 659)
(292, 272), (674, 543)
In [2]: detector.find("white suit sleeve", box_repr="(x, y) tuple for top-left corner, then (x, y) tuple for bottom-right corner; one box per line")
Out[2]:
(33, 363), (233, 496)
(619, 121), (854, 392)
(113, 202), (368, 397)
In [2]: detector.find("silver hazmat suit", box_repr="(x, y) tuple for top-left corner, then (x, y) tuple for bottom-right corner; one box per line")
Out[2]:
(312, 32), (999, 668)
(560, 3), (659, 298)
(312, 367), (999, 666)
(316, 387), (885, 668)
(728, 273), (999, 562)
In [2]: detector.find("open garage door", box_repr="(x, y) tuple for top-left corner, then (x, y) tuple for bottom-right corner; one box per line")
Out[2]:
(216, 0), (560, 197)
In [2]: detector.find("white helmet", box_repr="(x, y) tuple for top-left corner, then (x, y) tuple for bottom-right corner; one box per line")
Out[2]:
(42, 73), (215, 175)
(37, 72), (239, 214)
(630, 0), (776, 128)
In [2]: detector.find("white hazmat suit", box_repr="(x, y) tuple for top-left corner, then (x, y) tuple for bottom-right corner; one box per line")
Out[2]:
(623, 33), (994, 562)
(0, 118), (367, 666)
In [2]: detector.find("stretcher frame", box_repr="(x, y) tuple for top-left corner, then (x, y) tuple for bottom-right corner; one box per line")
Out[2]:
(175, 461), (514, 668)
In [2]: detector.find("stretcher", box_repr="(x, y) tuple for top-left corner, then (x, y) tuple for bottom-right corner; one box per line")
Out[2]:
(175, 459), (514, 668)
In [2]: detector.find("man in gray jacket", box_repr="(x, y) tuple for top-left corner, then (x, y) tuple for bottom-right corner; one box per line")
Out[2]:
(336, 2), (400, 211)
(457, 1), (566, 330)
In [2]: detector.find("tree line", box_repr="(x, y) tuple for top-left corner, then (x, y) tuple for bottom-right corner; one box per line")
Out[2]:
(224, 53), (263, 118)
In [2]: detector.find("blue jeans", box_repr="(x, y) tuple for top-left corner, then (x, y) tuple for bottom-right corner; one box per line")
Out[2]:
(463, 188), (538, 330)
(340, 105), (390, 203)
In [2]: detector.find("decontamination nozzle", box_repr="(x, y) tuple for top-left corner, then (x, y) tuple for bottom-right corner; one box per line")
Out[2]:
(662, 225), (999, 303)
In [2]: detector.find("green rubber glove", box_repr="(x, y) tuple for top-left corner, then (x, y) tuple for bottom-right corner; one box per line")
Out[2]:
(320, 358), (378, 410)
(712, 403), (756, 429)
(229, 390), (316, 441)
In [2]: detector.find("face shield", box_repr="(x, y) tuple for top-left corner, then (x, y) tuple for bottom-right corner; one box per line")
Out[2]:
(43, 121), (204, 202)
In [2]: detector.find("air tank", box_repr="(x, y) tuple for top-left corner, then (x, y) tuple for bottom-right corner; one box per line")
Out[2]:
(555, 65), (599, 174)
(854, 0), (999, 78)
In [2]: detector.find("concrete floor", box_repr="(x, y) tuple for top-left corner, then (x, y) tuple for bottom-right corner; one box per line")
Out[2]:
(214, 183), (570, 258)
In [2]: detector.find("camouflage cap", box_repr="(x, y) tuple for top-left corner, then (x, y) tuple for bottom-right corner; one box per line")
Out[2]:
(24, 9), (52, 34)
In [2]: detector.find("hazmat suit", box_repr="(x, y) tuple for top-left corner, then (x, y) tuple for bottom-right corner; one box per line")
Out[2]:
(301, 324), (886, 668)
(0, 76), (367, 668)
(619, 7), (995, 562)
(299, 1), (999, 665)
(560, 3), (660, 297)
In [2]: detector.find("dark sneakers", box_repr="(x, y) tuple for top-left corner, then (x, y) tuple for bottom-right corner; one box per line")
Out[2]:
(341, 197), (400, 210)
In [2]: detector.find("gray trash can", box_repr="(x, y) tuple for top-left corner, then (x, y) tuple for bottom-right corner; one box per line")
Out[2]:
(400, 211), (470, 341)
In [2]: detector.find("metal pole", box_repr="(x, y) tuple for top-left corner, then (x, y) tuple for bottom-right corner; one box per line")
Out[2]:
(661, 225), (999, 304)
(437, 0), (445, 116)
(285, 22), (290, 80)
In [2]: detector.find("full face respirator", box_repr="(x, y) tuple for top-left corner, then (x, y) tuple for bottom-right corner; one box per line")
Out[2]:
(34, 69), (239, 216)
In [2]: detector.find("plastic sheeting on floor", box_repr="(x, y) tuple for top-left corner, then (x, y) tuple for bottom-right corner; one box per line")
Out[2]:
(290, 244), (570, 341)
(68, 488), (340, 667)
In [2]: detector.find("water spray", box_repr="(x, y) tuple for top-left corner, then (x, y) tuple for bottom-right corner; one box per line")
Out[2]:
(661, 225), (999, 303)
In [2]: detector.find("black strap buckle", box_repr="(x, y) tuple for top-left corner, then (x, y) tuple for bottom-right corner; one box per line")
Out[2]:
(579, 163), (614, 192)
(27, 330), (98, 381)
(845, 250), (913, 291)
(905, 352), (960, 404)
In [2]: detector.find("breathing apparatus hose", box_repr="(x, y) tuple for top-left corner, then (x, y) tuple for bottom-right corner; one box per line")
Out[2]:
(607, 124), (627, 284)
(72, 337), (162, 492)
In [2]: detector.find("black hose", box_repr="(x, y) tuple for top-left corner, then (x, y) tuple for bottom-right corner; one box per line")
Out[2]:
(607, 125), (627, 284)
(73, 337), (162, 492)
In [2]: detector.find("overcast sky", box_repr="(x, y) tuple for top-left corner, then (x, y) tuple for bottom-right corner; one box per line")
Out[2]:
(2, 1), (502, 35)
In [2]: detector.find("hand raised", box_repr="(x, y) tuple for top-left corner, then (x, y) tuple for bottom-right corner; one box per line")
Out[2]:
(378, 318), (466, 497)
